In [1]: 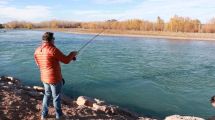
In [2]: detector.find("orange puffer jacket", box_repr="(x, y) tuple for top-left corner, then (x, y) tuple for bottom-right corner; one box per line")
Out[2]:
(34, 42), (75, 84)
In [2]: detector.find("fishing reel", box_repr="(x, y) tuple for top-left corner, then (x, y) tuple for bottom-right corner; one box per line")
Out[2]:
(73, 57), (77, 61)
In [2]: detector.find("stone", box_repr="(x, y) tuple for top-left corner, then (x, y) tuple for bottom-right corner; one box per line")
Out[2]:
(8, 82), (13, 85)
(107, 106), (118, 114)
(22, 86), (32, 91)
(33, 86), (44, 92)
(94, 98), (105, 105)
(165, 115), (204, 120)
(92, 103), (108, 112)
(2, 86), (9, 89)
(138, 117), (157, 120)
(39, 92), (43, 95)
(7, 76), (14, 81)
(76, 96), (96, 107)
(9, 101), (13, 105)
(0, 76), (6, 81)
(14, 79), (21, 85)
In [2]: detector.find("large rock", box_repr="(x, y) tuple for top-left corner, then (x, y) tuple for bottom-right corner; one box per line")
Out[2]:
(165, 115), (205, 120)
(76, 96), (96, 107)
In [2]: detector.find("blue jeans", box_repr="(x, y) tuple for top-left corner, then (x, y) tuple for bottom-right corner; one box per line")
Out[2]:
(42, 81), (63, 119)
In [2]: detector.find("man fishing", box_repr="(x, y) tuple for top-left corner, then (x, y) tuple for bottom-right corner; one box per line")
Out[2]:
(34, 32), (77, 120)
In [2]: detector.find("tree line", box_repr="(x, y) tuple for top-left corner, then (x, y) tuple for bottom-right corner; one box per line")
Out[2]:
(1, 15), (215, 33)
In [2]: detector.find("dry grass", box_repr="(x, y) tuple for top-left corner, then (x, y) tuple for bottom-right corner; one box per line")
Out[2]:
(34, 28), (215, 41)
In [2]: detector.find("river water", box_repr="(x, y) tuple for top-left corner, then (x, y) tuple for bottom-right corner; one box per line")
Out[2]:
(0, 30), (215, 118)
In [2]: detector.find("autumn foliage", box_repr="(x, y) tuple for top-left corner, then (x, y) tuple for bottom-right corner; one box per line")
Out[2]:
(1, 16), (215, 33)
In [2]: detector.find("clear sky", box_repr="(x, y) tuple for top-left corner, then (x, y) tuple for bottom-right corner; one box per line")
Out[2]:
(0, 0), (214, 23)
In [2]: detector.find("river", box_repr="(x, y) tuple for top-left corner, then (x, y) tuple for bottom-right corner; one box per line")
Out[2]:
(0, 29), (215, 118)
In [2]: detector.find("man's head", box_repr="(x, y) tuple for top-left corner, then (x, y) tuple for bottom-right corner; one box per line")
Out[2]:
(211, 96), (215, 107)
(42, 32), (55, 43)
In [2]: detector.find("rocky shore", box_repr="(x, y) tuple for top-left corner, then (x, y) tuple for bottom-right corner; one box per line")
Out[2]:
(0, 76), (206, 120)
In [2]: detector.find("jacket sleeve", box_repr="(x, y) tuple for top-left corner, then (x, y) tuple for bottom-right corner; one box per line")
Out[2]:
(53, 48), (75, 64)
(34, 52), (39, 67)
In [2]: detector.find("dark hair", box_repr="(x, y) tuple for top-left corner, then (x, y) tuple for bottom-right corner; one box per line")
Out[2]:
(211, 96), (215, 103)
(42, 32), (54, 41)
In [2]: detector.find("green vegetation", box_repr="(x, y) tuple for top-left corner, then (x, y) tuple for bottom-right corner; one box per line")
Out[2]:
(2, 15), (215, 33)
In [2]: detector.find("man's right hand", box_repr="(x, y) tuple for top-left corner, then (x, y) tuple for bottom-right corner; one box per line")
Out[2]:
(70, 51), (78, 56)
(70, 51), (78, 61)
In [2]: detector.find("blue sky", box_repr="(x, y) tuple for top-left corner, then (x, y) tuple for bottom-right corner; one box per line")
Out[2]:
(0, 0), (214, 23)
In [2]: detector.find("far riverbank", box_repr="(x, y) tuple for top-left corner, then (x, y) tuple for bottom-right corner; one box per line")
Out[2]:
(32, 28), (215, 41)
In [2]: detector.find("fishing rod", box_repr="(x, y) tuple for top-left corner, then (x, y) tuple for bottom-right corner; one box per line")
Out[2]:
(72, 28), (107, 61)
(77, 29), (106, 53)
(76, 16), (127, 55)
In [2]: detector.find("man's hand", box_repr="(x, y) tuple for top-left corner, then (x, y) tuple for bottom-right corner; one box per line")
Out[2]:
(70, 51), (78, 56)
(70, 51), (78, 61)
(73, 57), (77, 61)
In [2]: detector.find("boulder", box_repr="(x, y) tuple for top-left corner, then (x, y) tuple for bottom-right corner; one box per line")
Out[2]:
(76, 96), (96, 107)
(165, 115), (204, 120)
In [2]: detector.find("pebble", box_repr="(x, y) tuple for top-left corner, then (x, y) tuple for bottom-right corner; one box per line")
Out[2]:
(9, 101), (13, 105)
(8, 82), (13, 85)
